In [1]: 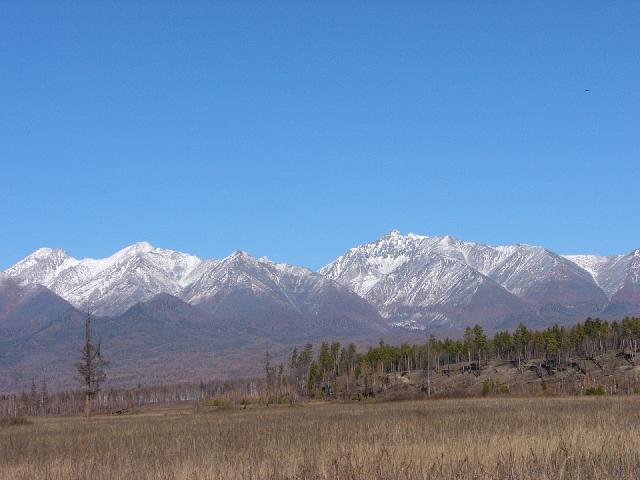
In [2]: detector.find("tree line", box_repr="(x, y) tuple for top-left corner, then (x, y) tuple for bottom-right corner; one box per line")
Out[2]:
(284, 317), (640, 399)
(3, 316), (639, 416)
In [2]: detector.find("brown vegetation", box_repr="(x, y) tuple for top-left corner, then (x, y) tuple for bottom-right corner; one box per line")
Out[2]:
(2, 397), (640, 480)
(0, 417), (30, 427)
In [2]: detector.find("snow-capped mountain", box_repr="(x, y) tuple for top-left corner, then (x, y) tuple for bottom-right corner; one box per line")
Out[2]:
(565, 251), (638, 298)
(424, 236), (609, 316)
(322, 231), (628, 330)
(4, 243), (385, 337)
(6, 242), (201, 315)
(3, 236), (640, 391)
(321, 232), (533, 330)
(181, 251), (385, 338)
(567, 249), (640, 317)
(5, 235), (639, 334)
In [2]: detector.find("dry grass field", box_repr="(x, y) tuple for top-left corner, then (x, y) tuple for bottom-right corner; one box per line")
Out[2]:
(2, 397), (640, 480)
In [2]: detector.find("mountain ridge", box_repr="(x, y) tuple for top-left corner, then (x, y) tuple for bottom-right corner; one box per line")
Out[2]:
(5, 234), (640, 331)
(321, 231), (638, 330)
(2, 234), (639, 391)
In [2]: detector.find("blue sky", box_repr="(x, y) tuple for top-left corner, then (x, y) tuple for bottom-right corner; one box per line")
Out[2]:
(1, 2), (638, 270)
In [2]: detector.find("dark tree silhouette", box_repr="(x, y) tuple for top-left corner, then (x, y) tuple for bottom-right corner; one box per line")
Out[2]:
(75, 311), (108, 417)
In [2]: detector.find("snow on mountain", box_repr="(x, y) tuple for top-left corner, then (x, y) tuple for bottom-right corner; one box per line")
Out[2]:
(384, 234), (606, 310)
(5, 248), (79, 286)
(182, 250), (386, 336)
(4, 244), (384, 334)
(5, 236), (638, 332)
(322, 231), (612, 329)
(595, 249), (640, 317)
(321, 231), (533, 330)
(565, 253), (633, 299)
(6, 242), (203, 315)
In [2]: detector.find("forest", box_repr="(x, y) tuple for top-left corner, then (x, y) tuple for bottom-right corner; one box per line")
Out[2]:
(2, 316), (639, 417)
(284, 316), (640, 399)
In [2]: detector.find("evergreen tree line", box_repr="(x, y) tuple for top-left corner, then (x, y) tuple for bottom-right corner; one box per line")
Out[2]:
(285, 317), (640, 399)
(3, 316), (639, 416)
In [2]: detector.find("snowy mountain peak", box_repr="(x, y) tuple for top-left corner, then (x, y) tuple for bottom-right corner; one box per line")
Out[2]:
(33, 246), (70, 257)
(439, 234), (456, 244)
(323, 231), (614, 329)
(112, 241), (155, 257)
(5, 244), (364, 321)
(5, 247), (78, 286)
(383, 230), (402, 239)
(226, 250), (256, 262)
(13, 246), (75, 265)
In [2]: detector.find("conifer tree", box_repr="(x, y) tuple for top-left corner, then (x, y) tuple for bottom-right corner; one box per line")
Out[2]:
(75, 310), (108, 418)
(30, 378), (38, 416)
(263, 350), (275, 400)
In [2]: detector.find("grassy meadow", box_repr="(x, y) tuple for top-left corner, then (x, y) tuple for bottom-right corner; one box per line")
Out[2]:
(2, 396), (640, 480)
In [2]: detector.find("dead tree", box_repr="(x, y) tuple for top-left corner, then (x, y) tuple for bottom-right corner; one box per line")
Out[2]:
(30, 378), (38, 416)
(75, 310), (108, 418)
(40, 376), (49, 416)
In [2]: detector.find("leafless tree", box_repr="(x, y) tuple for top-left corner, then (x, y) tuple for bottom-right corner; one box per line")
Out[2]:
(41, 376), (49, 415)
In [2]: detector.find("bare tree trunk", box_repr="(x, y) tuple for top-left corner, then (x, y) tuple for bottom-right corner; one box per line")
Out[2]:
(85, 393), (91, 418)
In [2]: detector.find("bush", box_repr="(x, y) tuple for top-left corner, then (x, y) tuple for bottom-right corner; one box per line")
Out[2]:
(585, 385), (605, 396)
(481, 379), (494, 396)
(481, 378), (509, 396)
(203, 398), (226, 407)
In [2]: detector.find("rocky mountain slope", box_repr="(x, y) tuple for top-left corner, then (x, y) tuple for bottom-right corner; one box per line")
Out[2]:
(5, 244), (385, 336)
(322, 231), (637, 330)
(567, 249), (640, 317)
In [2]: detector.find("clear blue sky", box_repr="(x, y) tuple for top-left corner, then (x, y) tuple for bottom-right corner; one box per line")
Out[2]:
(1, 2), (639, 270)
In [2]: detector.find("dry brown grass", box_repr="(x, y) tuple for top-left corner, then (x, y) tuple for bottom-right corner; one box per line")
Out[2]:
(0, 417), (30, 427)
(2, 397), (640, 479)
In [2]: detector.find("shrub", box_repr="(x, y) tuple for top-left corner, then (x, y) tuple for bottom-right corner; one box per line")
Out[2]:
(481, 379), (509, 396)
(585, 385), (605, 396)
(481, 379), (494, 396)
(498, 383), (510, 394)
(203, 398), (226, 407)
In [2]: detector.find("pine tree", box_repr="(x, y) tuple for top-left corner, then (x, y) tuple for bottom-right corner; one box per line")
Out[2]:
(319, 342), (332, 379)
(263, 350), (276, 401)
(473, 324), (488, 366)
(307, 361), (319, 397)
(75, 310), (108, 418)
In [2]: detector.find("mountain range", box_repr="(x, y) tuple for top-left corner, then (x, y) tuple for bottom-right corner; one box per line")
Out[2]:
(322, 231), (639, 330)
(1, 232), (638, 391)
